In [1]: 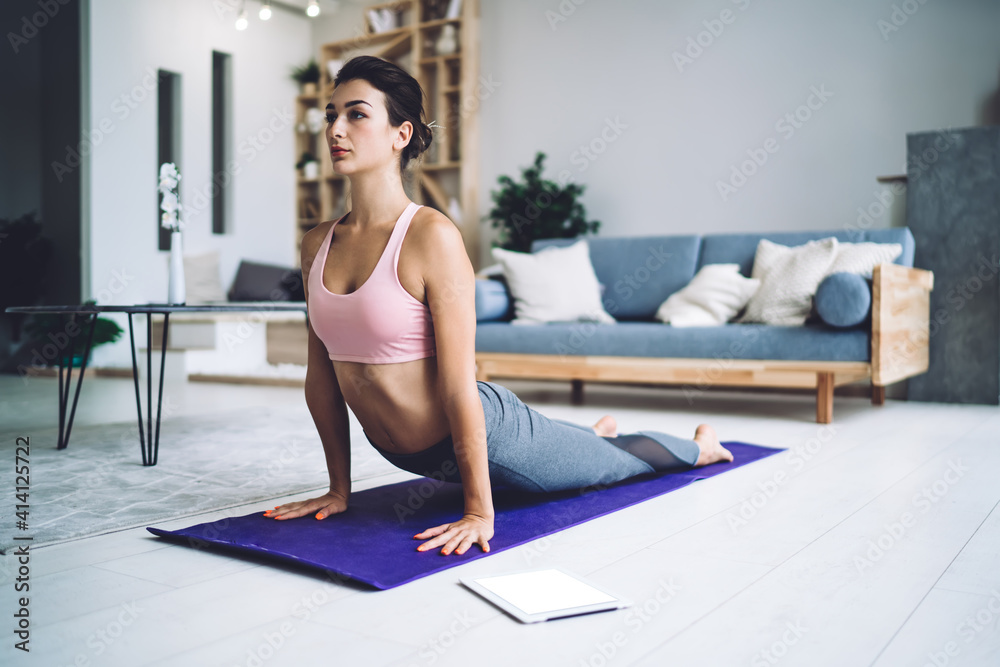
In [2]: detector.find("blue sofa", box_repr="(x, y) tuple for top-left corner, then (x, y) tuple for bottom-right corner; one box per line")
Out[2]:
(474, 227), (934, 423)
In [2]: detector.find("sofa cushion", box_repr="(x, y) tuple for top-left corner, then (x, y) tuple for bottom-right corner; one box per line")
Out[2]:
(492, 240), (615, 325)
(815, 272), (872, 328)
(735, 237), (839, 326)
(183, 251), (228, 304)
(697, 227), (915, 276)
(531, 235), (701, 321)
(228, 260), (300, 301)
(476, 321), (871, 362)
(475, 278), (512, 322)
(654, 264), (760, 327)
(825, 241), (902, 278)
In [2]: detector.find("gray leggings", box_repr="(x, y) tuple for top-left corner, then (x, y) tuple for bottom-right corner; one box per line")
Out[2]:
(364, 380), (699, 493)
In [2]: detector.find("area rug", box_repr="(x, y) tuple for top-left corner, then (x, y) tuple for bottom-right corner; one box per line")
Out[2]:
(0, 404), (401, 554)
(147, 442), (783, 589)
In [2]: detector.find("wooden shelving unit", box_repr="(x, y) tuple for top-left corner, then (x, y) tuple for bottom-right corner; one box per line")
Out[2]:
(293, 0), (481, 270)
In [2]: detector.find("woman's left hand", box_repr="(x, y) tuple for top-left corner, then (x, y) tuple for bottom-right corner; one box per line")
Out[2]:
(413, 513), (494, 555)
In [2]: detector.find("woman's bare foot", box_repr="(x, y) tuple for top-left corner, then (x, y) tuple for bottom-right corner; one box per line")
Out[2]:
(592, 415), (618, 437)
(693, 424), (734, 466)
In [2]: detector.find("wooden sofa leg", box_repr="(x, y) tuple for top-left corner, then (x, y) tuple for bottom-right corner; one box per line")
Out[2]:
(571, 379), (584, 405)
(871, 382), (885, 406)
(816, 372), (834, 424)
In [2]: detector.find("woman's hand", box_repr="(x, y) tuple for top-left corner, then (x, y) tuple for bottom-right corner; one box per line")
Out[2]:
(264, 491), (349, 521)
(413, 513), (494, 555)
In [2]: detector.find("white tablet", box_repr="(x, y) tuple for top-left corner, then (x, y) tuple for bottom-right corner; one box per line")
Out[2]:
(460, 568), (631, 623)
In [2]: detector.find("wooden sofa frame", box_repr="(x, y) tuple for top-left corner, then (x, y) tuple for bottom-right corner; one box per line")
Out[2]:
(474, 264), (934, 423)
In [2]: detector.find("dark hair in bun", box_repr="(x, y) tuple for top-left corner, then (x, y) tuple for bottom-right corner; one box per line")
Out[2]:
(334, 55), (434, 171)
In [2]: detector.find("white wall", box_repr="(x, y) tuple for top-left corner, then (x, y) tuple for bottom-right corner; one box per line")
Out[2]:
(476, 0), (1000, 259)
(86, 0), (311, 365)
(85, 0), (1000, 366)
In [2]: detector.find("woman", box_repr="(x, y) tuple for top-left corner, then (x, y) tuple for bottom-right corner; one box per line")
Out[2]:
(265, 55), (733, 556)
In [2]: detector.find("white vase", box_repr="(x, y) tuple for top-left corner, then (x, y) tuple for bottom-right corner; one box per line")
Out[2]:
(168, 230), (186, 305)
(303, 161), (319, 179)
(436, 24), (458, 55)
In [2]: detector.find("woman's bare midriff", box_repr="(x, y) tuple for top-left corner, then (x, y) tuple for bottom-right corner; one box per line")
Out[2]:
(332, 355), (454, 455)
(307, 208), (458, 456)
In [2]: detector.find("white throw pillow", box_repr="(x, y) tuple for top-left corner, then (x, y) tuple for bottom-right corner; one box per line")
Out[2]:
(825, 241), (903, 279)
(735, 237), (839, 326)
(491, 240), (616, 325)
(183, 251), (228, 304)
(655, 264), (761, 327)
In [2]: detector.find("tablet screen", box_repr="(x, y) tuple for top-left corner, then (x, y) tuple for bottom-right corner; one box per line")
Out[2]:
(472, 569), (618, 615)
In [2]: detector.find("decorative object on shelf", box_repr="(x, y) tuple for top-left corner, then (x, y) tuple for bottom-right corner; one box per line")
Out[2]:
(435, 23), (458, 55)
(445, 0), (462, 19)
(304, 107), (326, 134)
(290, 58), (320, 96)
(484, 151), (600, 253)
(425, 0), (449, 20)
(296, 152), (319, 180)
(159, 162), (187, 305)
(367, 8), (397, 33)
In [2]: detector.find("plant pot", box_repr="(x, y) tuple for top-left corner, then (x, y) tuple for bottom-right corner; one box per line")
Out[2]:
(302, 82), (317, 96)
(303, 161), (319, 180)
(168, 230), (186, 305)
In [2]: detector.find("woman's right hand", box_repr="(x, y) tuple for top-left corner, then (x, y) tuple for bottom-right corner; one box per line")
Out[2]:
(264, 491), (349, 521)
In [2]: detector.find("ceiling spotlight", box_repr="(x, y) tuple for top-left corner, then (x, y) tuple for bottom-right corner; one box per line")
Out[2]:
(259, 1), (272, 20)
(235, 1), (248, 29)
(307, 0), (320, 17)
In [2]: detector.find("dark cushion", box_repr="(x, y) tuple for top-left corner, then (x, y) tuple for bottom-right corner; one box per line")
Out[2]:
(814, 272), (872, 328)
(228, 260), (302, 301)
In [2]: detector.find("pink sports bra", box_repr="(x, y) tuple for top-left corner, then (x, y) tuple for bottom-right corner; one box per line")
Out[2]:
(308, 201), (437, 364)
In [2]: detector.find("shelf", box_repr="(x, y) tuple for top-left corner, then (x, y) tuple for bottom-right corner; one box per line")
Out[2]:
(419, 17), (461, 28)
(419, 161), (461, 170)
(321, 25), (412, 52)
(419, 54), (461, 65)
(298, 0), (480, 271)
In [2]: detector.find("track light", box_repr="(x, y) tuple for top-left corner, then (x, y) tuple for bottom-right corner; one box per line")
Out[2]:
(307, 0), (320, 17)
(259, 1), (272, 20)
(235, 0), (248, 29)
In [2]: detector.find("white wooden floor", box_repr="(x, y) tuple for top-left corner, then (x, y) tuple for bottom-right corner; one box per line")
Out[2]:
(1, 375), (998, 667)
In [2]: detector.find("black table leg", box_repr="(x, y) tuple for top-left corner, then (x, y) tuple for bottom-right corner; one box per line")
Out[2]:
(54, 312), (98, 450)
(126, 311), (171, 466)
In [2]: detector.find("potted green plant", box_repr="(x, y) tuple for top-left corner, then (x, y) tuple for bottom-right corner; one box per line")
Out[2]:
(290, 58), (321, 96)
(296, 151), (319, 179)
(21, 299), (124, 368)
(483, 151), (600, 253)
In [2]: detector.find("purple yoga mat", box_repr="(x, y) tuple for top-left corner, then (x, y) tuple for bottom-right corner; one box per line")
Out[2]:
(147, 441), (781, 589)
